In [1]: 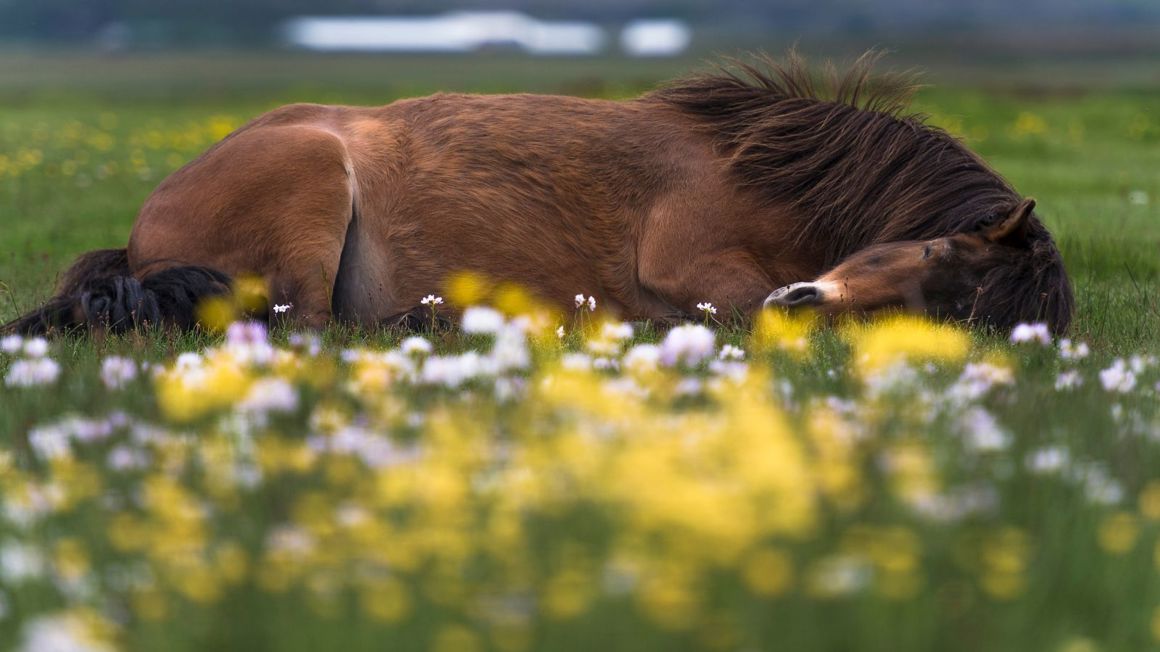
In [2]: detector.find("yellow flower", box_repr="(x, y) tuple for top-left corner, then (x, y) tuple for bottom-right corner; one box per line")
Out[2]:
(1097, 512), (1139, 555)
(751, 308), (817, 357)
(1139, 481), (1160, 520)
(445, 270), (492, 306)
(844, 315), (969, 375)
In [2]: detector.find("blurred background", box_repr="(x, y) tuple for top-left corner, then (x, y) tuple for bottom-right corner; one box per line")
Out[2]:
(2, 0), (1160, 100)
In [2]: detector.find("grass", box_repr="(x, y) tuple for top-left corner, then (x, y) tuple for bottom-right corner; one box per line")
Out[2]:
(0, 52), (1158, 652)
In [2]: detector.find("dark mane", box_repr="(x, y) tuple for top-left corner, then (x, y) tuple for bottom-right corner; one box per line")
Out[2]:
(649, 50), (1073, 333)
(648, 50), (1021, 263)
(974, 223), (1074, 335)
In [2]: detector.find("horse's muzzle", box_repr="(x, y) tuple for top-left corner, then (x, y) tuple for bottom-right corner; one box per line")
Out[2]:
(764, 282), (826, 308)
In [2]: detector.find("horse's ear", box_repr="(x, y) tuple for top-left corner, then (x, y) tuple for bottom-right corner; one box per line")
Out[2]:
(984, 198), (1035, 246)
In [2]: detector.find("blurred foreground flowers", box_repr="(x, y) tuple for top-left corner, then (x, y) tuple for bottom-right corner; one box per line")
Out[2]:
(1, 308), (1159, 651)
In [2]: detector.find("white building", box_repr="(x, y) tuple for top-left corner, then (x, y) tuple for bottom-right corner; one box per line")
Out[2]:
(620, 19), (692, 57)
(283, 12), (606, 56)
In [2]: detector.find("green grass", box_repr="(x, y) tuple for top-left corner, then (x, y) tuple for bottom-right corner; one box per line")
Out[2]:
(0, 53), (1158, 652)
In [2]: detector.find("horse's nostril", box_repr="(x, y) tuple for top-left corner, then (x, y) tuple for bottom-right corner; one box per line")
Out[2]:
(784, 286), (821, 305)
(765, 283), (824, 308)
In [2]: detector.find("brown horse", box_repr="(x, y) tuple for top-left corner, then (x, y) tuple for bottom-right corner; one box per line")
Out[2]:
(5, 52), (1073, 336)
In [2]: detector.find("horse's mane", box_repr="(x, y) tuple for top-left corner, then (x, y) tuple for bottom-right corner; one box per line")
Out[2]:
(648, 50), (1021, 264)
(649, 50), (1074, 333)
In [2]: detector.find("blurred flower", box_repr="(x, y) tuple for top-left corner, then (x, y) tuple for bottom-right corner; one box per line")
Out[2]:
(1055, 370), (1083, 391)
(462, 306), (504, 334)
(659, 324), (715, 367)
(100, 356), (138, 390)
(5, 358), (60, 387)
(239, 378), (298, 414)
(17, 611), (116, 652)
(1099, 359), (1136, 393)
(0, 334), (21, 354)
(845, 316), (969, 376)
(400, 336), (433, 356)
(622, 344), (661, 375)
(959, 407), (1010, 452)
(719, 344), (745, 361)
(1059, 339), (1090, 360)
(1026, 447), (1069, 474)
(1010, 323), (1051, 345)
(22, 337), (49, 358)
(1097, 512), (1139, 555)
(600, 321), (633, 341)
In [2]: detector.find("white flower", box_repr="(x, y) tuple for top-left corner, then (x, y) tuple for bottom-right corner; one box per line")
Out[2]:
(574, 294), (587, 308)
(239, 377), (299, 414)
(420, 352), (486, 388)
(708, 359), (748, 382)
(1, 543), (46, 583)
(600, 321), (634, 341)
(560, 353), (593, 371)
(696, 302), (717, 315)
(224, 321), (274, 365)
(1054, 369), (1083, 391)
(400, 336), (434, 356)
(272, 303), (293, 314)
(659, 324), (716, 367)
(959, 407), (1010, 452)
(1010, 322), (1051, 345)
(622, 344), (661, 374)
(948, 362), (1014, 402)
(226, 320), (268, 345)
(1099, 359), (1136, 393)
(100, 356), (137, 390)
(5, 358), (60, 387)
(1059, 339), (1090, 360)
(27, 425), (71, 461)
(587, 296), (596, 311)
(674, 377), (704, 396)
(593, 357), (617, 371)
(556, 325), (565, 339)
(21, 337), (49, 358)
(420, 294), (443, 306)
(1128, 189), (1149, 206)
(1129, 355), (1155, 374)
(1, 335), (23, 354)
(107, 445), (148, 471)
(18, 611), (117, 652)
(490, 325), (530, 372)
(719, 344), (746, 361)
(462, 306), (505, 334)
(1026, 446), (1069, 474)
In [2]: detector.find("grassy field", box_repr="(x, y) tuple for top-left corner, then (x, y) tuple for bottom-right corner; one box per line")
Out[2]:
(0, 52), (1159, 651)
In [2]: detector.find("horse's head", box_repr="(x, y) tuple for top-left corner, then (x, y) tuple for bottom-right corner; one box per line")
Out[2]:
(764, 199), (1074, 334)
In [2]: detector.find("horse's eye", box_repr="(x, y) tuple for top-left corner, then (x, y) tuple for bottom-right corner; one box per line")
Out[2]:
(922, 245), (933, 260)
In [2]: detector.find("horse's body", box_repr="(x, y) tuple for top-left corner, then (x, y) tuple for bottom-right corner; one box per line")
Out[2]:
(6, 53), (1074, 335)
(130, 94), (804, 327)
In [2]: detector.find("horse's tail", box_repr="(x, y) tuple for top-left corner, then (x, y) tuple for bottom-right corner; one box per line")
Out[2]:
(2, 248), (232, 335)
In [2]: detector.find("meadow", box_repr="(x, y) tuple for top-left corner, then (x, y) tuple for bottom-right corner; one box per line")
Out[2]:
(0, 52), (1159, 651)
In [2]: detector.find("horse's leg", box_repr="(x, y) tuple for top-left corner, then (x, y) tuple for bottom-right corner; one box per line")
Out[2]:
(130, 124), (355, 330)
(637, 246), (774, 322)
